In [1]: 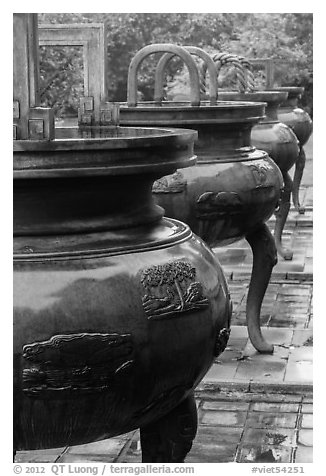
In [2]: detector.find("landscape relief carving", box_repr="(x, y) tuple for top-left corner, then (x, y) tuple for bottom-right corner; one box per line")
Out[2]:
(22, 332), (134, 396)
(140, 260), (209, 320)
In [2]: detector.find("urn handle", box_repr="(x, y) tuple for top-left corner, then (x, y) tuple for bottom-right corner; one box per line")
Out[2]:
(200, 52), (255, 94)
(127, 44), (201, 107)
(154, 46), (218, 105)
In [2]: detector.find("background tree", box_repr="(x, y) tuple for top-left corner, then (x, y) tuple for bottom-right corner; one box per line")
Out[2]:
(38, 13), (313, 117)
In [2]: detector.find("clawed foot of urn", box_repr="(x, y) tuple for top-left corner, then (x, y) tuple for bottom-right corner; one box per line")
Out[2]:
(274, 171), (294, 261)
(245, 223), (277, 354)
(140, 392), (197, 462)
(292, 146), (306, 215)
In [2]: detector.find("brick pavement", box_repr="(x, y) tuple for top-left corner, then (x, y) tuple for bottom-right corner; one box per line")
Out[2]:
(15, 137), (313, 464)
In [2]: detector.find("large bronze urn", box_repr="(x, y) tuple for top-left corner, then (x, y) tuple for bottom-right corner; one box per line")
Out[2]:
(120, 44), (284, 354)
(271, 86), (313, 213)
(218, 90), (300, 260)
(247, 58), (312, 214)
(13, 16), (231, 462)
(200, 53), (300, 260)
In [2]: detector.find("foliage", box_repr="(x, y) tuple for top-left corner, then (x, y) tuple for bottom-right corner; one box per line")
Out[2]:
(38, 13), (313, 117)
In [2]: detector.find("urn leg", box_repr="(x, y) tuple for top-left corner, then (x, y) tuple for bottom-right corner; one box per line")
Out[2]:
(140, 392), (197, 462)
(274, 171), (293, 260)
(245, 223), (277, 354)
(292, 146), (306, 214)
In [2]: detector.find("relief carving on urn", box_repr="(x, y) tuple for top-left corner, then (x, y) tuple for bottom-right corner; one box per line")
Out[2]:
(152, 171), (187, 193)
(22, 333), (134, 397)
(140, 260), (209, 320)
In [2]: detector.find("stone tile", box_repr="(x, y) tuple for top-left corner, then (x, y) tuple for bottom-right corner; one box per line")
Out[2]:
(279, 285), (311, 296)
(250, 382), (311, 395)
(246, 412), (298, 429)
(298, 429), (313, 446)
(250, 402), (300, 413)
(217, 348), (243, 363)
(187, 444), (238, 463)
(16, 448), (65, 463)
(291, 329), (313, 347)
(238, 445), (293, 463)
(203, 361), (238, 381)
(301, 414), (313, 429)
(248, 394), (302, 403)
(277, 295), (310, 304)
(295, 445), (313, 463)
(243, 428), (297, 447)
(269, 317), (308, 329)
(58, 453), (115, 462)
(302, 403), (313, 413)
(201, 410), (247, 427)
(288, 346), (313, 362)
(284, 362), (313, 383)
(303, 395), (313, 403)
(202, 400), (250, 411)
(274, 261), (305, 273)
(66, 437), (127, 456)
(228, 325), (249, 339)
(235, 355), (287, 381)
(186, 426), (242, 463)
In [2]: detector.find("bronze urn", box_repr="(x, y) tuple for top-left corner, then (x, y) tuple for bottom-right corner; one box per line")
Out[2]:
(271, 86), (312, 213)
(199, 53), (300, 260)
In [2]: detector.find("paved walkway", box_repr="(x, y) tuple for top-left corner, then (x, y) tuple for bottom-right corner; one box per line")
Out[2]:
(16, 137), (313, 464)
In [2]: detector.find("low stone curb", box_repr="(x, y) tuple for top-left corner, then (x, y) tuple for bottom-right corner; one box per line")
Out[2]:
(226, 271), (313, 282)
(196, 380), (313, 396)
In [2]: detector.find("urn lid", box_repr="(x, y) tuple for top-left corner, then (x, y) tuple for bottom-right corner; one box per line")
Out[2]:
(13, 126), (197, 179)
(270, 86), (304, 99)
(119, 100), (266, 126)
(218, 90), (288, 106)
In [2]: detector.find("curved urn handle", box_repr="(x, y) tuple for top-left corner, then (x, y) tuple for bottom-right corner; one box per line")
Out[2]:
(127, 44), (201, 107)
(154, 46), (218, 105)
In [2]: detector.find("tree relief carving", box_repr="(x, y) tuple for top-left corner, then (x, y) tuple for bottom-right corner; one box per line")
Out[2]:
(22, 332), (134, 397)
(140, 260), (209, 320)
